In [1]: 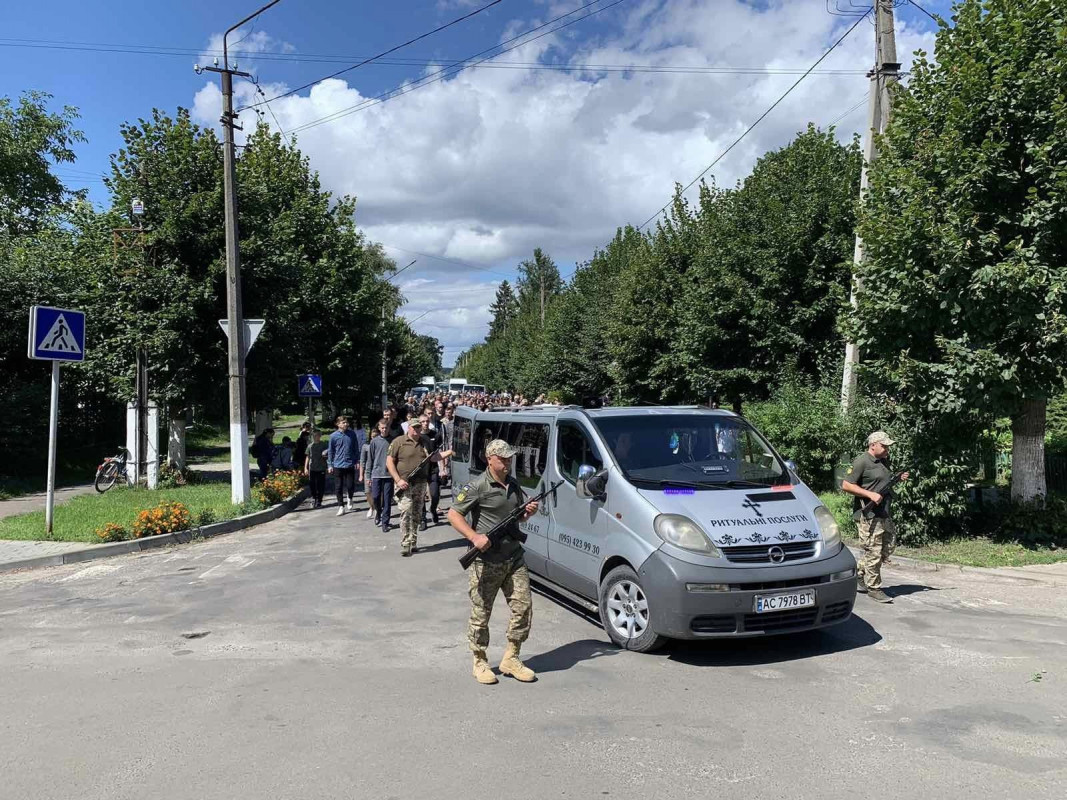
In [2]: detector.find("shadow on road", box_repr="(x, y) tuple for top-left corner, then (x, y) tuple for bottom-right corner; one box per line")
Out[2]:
(887, 583), (942, 598)
(666, 613), (882, 667)
(524, 638), (621, 674)
(418, 537), (469, 553)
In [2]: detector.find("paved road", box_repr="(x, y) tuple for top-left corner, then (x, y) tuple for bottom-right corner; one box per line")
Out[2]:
(1, 494), (1064, 799)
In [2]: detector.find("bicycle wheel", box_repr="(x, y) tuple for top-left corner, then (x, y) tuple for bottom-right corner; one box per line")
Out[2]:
(95, 462), (119, 493)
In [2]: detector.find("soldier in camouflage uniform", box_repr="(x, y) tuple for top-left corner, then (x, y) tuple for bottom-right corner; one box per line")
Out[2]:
(387, 419), (451, 557)
(841, 431), (909, 604)
(448, 439), (540, 685)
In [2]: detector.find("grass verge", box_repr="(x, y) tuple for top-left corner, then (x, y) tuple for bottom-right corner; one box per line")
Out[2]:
(817, 491), (1067, 568)
(0, 484), (258, 543)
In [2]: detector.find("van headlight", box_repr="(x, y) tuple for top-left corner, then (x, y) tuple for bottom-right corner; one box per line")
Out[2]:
(814, 506), (841, 551)
(653, 514), (721, 556)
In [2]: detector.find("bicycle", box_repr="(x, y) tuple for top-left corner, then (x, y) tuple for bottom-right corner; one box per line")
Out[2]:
(94, 447), (131, 493)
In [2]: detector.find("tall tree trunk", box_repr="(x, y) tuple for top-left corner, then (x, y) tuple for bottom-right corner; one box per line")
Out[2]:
(1011, 397), (1047, 504)
(167, 405), (187, 469)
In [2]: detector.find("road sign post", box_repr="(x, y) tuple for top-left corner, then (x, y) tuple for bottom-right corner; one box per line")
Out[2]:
(27, 306), (86, 536)
(219, 319), (265, 502)
(297, 375), (323, 428)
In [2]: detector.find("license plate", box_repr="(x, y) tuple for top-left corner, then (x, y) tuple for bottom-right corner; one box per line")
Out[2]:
(754, 588), (815, 614)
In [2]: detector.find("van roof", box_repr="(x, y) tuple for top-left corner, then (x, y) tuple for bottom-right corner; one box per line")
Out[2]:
(478, 404), (737, 418)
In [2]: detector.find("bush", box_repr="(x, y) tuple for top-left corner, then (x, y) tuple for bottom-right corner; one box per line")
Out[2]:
(132, 501), (192, 539)
(196, 508), (217, 527)
(984, 495), (1067, 549)
(95, 522), (130, 543)
(158, 464), (201, 489)
(252, 470), (307, 506)
(745, 381), (882, 491)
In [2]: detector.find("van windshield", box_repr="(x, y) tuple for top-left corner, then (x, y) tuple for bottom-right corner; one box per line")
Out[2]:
(591, 414), (789, 487)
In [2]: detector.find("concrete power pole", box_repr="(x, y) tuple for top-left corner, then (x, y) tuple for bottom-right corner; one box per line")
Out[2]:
(197, 1), (282, 503)
(840, 0), (900, 412)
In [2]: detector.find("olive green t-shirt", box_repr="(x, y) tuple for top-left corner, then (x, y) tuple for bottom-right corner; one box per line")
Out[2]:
(451, 470), (525, 563)
(388, 435), (431, 481)
(847, 452), (893, 520)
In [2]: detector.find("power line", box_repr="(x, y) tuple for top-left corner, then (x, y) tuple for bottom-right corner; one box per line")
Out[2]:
(824, 91), (870, 128)
(251, 83), (292, 146)
(380, 243), (514, 279)
(239, 0), (504, 111)
(0, 38), (866, 75)
(907, 0), (941, 23)
(637, 12), (869, 231)
(287, 0), (632, 136)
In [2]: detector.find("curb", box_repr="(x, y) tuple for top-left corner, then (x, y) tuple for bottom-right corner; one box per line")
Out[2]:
(846, 544), (1067, 587)
(0, 488), (310, 575)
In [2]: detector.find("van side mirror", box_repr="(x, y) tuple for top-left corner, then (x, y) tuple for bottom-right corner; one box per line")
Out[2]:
(576, 464), (607, 501)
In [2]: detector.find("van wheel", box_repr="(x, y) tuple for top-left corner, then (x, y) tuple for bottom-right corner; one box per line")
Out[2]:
(598, 566), (666, 653)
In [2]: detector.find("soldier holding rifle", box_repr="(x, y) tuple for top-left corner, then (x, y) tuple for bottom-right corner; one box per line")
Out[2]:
(841, 431), (909, 604)
(386, 419), (452, 557)
(448, 439), (541, 686)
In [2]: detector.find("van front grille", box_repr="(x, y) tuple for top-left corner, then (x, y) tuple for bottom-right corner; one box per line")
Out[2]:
(821, 601), (852, 624)
(742, 607), (819, 633)
(732, 576), (828, 592)
(723, 542), (816, 563)
(690, 615), (737, 634)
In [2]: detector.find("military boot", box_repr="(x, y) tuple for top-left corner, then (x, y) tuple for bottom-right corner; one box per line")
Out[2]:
(499, 642), (536, 682)
(472, 651), (498, 685)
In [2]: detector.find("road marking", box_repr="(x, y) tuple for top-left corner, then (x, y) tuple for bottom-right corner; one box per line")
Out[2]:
(198, 554), (256, 579)
(60, 564), (122, 582)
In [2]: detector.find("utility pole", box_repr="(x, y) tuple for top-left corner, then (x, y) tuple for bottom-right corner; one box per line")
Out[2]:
(197, 0), (282, 503)
(840, 0), (899, 412)
(113, 197), (149, 484)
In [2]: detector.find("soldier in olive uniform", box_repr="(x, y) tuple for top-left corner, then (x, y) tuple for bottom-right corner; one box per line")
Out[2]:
(387, 419), (451, 557)
(841, 431), (909, 604)
(448, 439), (540, 685)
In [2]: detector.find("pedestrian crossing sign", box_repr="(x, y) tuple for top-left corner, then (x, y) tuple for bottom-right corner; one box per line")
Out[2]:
(28, 306), (86, 362)
(298, 374), (323, 397)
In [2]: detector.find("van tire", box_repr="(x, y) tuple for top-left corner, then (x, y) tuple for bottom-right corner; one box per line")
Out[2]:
(598, 566), (666, 653)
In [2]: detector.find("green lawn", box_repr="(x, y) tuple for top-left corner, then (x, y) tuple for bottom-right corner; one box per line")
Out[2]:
(0, 484), (248, 543)
(817, 491), (1067, 568)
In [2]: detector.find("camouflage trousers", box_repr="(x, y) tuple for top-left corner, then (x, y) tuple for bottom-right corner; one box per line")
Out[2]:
(857, 516), (896, 590)
(397, 481), (427, 549)
(467, 557), (532, 653)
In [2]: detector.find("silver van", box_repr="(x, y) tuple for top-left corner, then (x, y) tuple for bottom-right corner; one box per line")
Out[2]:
(450, 405), (857, 652)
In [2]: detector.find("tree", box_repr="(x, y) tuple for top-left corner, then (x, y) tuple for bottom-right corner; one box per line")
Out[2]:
(516, 248), (562, 325)
(674, 127), (862, 404)
(487, 280), (517, 340)
(0, 91), (85, 236)
(854, 0), (1067, 504)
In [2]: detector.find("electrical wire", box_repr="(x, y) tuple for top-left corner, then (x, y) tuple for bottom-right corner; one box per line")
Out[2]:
(380, 243), (514, 280)
(824, 91), (870, 128)
(637, 12), (869, 231)
(286, 0), (632, 136)
(0, 39), (868, 76)
(239, 0), (504, 111)
(907, 0), (941, 23)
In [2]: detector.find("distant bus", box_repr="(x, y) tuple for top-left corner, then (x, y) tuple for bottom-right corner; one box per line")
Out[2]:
(465, 383), (486, 395)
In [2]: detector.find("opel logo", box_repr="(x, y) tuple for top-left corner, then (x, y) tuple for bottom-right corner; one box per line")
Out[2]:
(768, 546), (786, 564)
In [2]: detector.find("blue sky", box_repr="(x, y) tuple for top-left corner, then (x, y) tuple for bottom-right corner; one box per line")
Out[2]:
(1, 0), (952, 366)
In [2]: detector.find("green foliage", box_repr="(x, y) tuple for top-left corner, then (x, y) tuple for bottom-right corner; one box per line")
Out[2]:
(157, 464), (202, 489)
(0, 91), (85, 236)
(745, 379), (881, 491)
(982, 495), (1067, 549)
(195, 508), (217, 527)
(1046, 393), (1067, 456)
(854, 0), (1067, 508)
(487, 280), (517, 341)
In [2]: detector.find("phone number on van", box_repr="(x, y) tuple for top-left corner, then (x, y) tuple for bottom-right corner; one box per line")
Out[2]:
(558, 532), (600, 557)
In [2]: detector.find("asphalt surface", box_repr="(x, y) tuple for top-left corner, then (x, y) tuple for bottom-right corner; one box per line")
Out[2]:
(1, 493), (1065, 799)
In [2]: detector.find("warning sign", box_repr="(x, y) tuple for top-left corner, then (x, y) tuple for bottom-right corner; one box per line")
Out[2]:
(28, 306), (86, 362)
(298, 374), (323, 397)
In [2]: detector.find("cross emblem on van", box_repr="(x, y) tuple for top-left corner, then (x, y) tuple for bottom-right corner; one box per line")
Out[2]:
(741, 497), (763, 517)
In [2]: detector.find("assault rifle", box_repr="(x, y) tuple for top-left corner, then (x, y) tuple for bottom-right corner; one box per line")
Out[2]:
(394, 445), (440, 501)
(458, 480), (565, 570)
(860, 469), (908, 515)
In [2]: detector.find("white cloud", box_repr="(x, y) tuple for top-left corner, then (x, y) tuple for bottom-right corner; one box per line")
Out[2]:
(193, 1), (936, 366)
